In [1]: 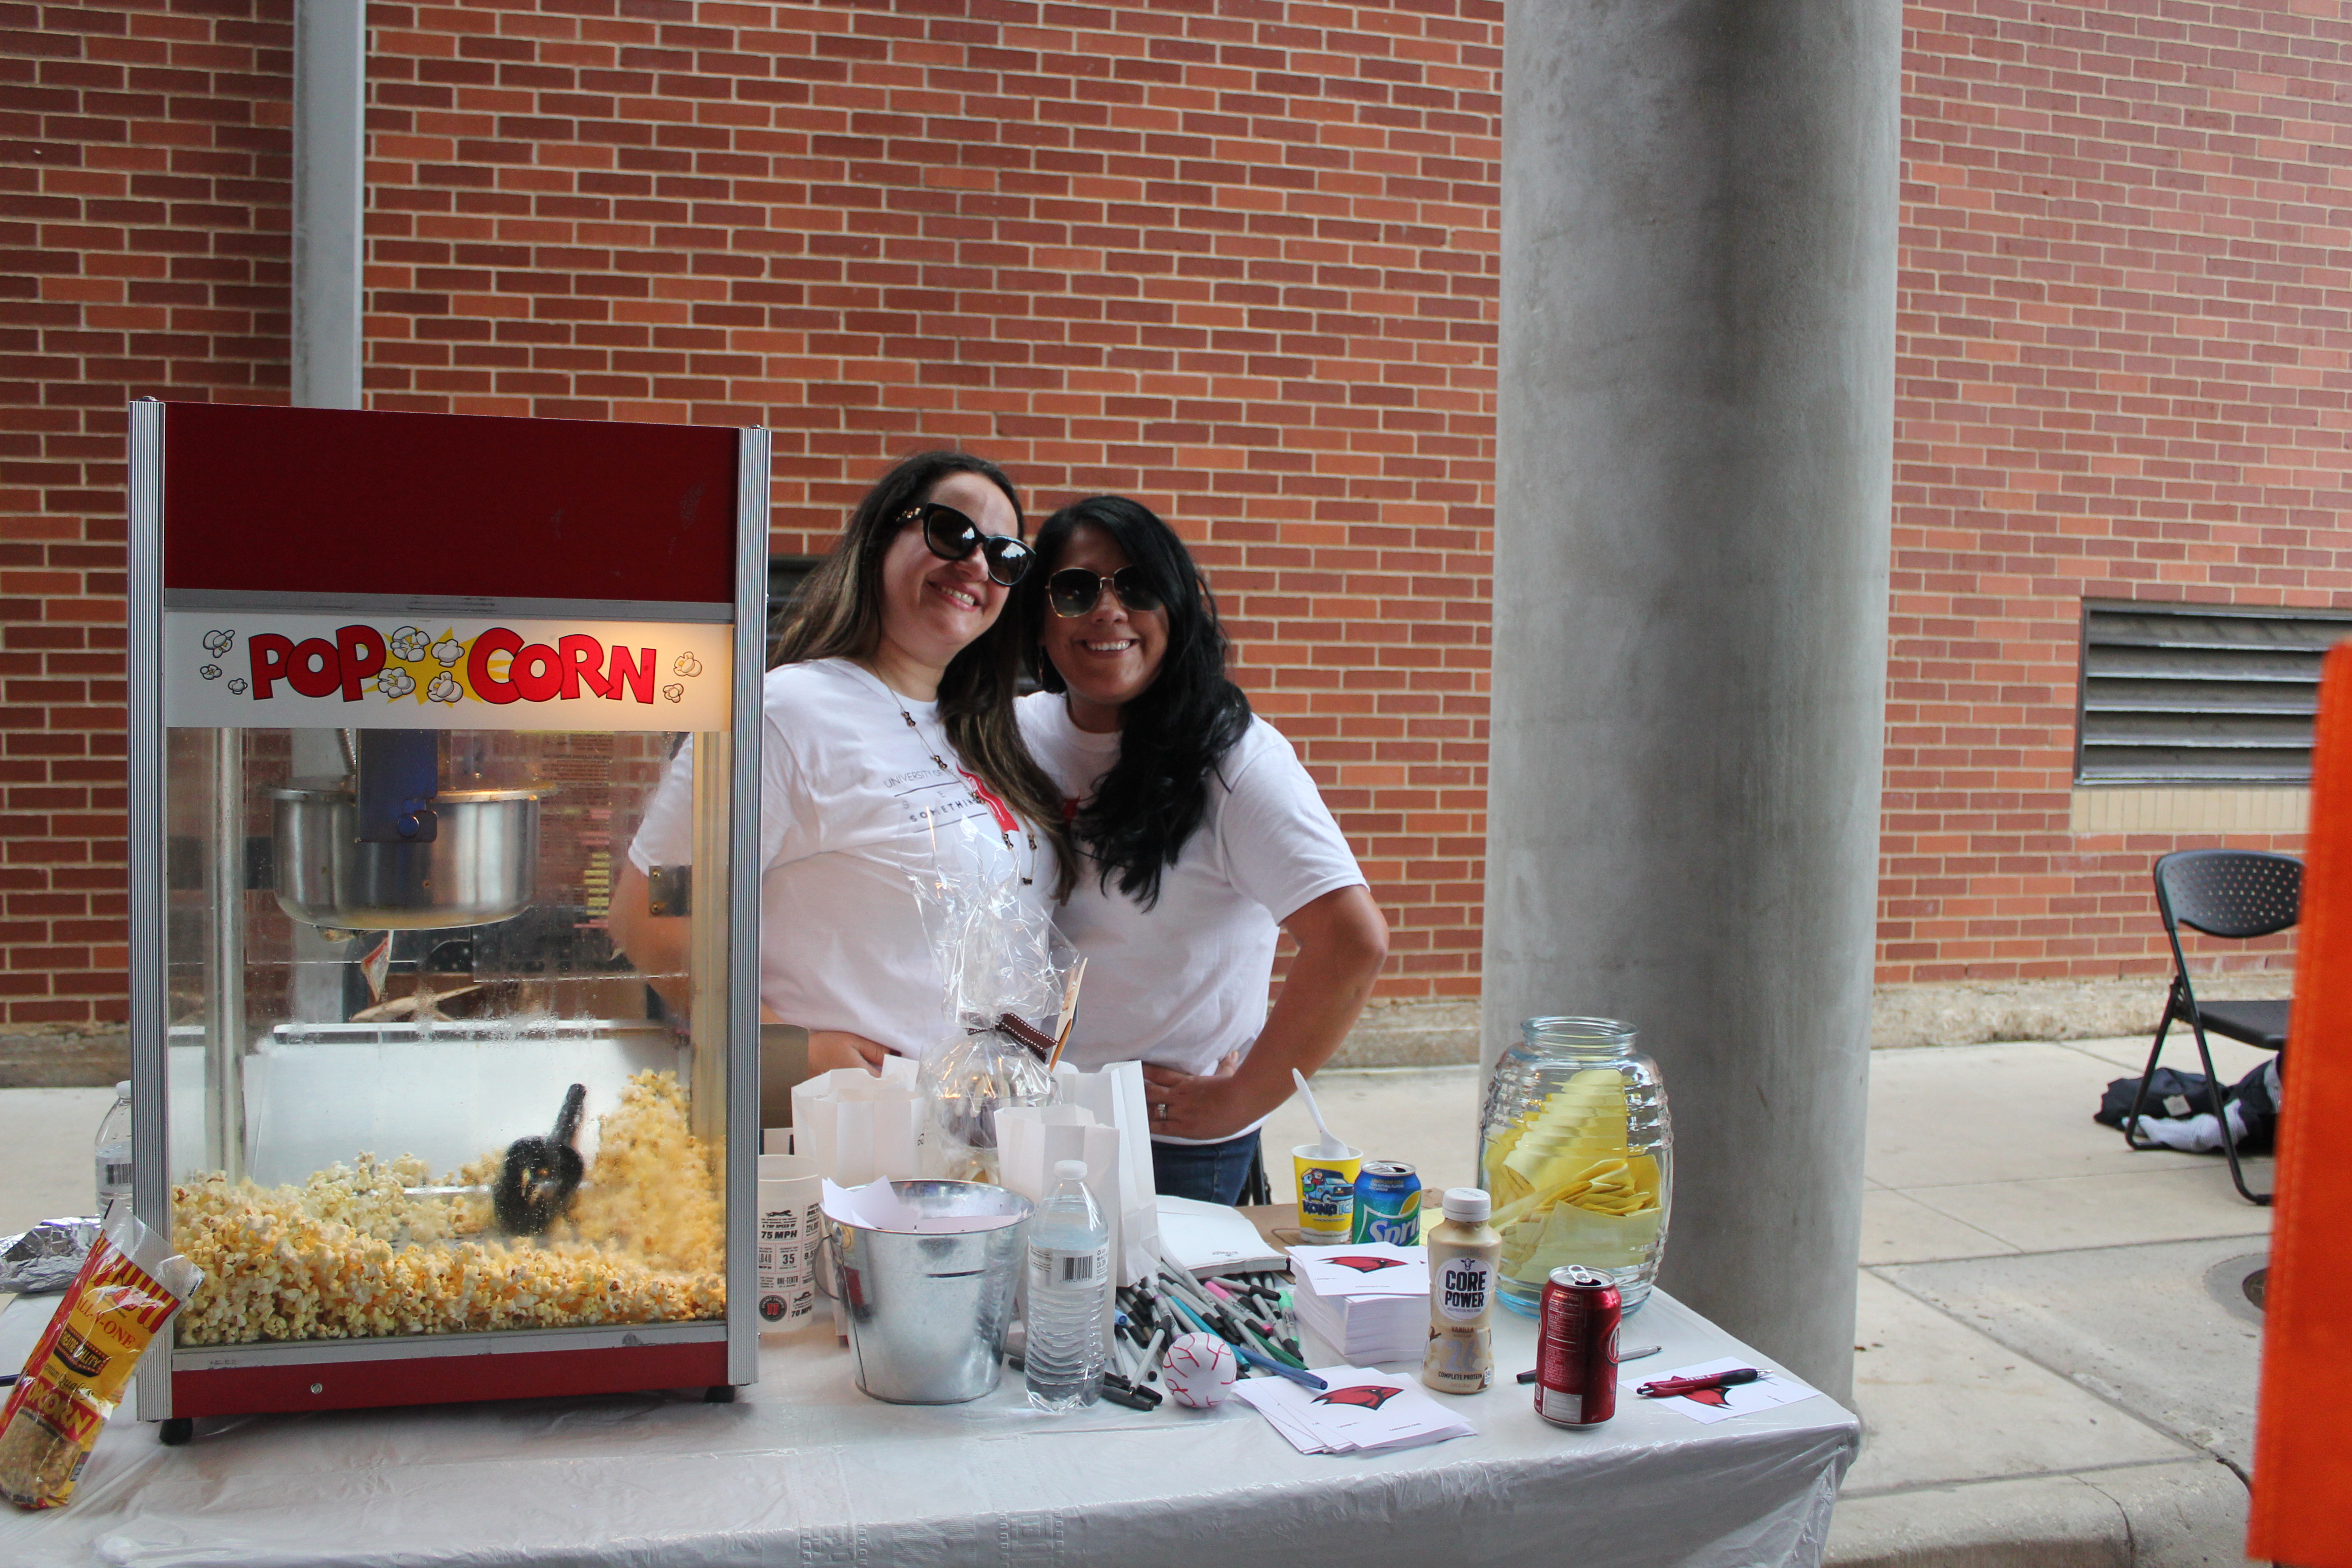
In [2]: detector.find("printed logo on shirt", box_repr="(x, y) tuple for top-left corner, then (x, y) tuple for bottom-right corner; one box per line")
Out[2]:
(889, 768), (1000, 834)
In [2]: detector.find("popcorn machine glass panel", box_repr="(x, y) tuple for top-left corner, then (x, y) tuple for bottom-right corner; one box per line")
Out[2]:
(162, 718), (730, 1348)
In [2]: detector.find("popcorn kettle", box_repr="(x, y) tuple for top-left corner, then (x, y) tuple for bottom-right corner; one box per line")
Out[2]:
(270, 727), (542, 930)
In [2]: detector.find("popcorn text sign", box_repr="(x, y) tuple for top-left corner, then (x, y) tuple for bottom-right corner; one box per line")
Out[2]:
(163, 612), (731, 730)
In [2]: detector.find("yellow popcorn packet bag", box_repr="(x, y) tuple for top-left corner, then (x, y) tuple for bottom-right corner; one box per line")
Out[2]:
(0, 1200), (202, 1509)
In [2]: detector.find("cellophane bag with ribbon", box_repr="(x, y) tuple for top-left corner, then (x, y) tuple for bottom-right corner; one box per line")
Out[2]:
(0, 1199), (202, 1509)
(908, 825), (1080, 1183)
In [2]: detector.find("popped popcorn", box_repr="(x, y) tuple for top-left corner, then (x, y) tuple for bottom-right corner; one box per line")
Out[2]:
(171, 1070), (726, 1346)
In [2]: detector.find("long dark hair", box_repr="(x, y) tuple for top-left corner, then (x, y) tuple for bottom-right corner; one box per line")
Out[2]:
(774, 450), (1075, 898)
(1018, 495), (1250, 909)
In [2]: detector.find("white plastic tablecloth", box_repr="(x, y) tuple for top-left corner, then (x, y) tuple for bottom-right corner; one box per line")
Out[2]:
(0, 1289), (1857, 1568)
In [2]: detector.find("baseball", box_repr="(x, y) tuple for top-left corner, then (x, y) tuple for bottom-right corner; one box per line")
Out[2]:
(1161, 1331), (1238, 1409)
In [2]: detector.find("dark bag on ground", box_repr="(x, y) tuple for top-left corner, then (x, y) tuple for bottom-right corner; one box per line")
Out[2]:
(2094, 1058), (2283, 1154)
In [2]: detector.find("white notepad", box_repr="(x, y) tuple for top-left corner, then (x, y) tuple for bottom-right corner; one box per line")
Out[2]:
(1155, 1195), (1288, 1276)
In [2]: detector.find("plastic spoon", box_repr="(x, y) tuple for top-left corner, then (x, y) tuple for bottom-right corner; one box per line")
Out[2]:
(1291, 1068), (1347, 1158)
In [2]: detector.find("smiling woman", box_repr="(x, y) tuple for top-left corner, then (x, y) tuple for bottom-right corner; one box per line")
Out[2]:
(1014, 496), (1389, 1204)
(608, 452), (1074, 1077)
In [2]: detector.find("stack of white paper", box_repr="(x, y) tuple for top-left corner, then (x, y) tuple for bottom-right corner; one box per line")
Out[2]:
(1289, 1242), (1429, 1364)
(1231, 1365), (1477, 1455)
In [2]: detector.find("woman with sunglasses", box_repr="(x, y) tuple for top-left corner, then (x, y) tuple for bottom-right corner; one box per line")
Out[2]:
(1014, 495), (1389, 1203)
(613, 451), (1073, 1074)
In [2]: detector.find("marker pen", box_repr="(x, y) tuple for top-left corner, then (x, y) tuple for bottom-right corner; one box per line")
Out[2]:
(1234, 1343), (1327, 1391)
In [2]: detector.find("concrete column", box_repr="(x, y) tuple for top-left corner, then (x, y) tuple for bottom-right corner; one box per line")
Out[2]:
(1483, 0), (1898, 1403)
(286, 1), (367, 1024)
(292, 0), (365, 409)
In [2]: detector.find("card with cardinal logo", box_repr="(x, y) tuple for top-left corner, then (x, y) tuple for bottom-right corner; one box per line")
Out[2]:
(1231, 1366), (1479, 1454)
(1288, 1242), (1430, 1298)
(1627, 1355), (1818, 1425)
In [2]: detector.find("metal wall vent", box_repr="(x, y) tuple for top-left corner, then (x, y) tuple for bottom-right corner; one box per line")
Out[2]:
(2076, 602), (2352, 784)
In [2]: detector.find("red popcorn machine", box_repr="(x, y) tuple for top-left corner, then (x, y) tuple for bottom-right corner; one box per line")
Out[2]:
(125, 402), (768, 1441)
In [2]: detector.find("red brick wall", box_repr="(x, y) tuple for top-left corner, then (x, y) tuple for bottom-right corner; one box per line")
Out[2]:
(0, 0), (293, 1030)
(10, 0), (2349, 1035)
(1882, 0), (2352, 985)
(0, 0), (1499, 1032)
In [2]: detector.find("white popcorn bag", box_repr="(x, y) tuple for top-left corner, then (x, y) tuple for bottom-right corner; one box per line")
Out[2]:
(1058, 1059), (1159, 1278)
(790, 1061), (924, 1344)
(998, 1060), (1159, 1286)
(789, 1058), (923, 1186)
(996, 1103), (1124, 1337)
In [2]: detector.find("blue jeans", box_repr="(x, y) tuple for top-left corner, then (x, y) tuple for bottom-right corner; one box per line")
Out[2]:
(1151, 1130), (1261, 1206)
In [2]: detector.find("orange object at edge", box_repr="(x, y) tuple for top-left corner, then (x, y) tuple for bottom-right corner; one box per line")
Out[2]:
(2249, 641), (2352, 1565)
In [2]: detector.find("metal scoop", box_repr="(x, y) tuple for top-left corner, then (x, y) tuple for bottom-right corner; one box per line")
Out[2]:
(492, 1083), (587, 1235)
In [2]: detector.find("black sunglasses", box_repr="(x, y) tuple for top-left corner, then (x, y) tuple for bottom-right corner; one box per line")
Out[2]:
(1047, 566), (1165, 618)
(904, 503), (1034, 587)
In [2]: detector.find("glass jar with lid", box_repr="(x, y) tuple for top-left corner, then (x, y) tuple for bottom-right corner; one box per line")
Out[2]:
(1477, 1016), (1672, 1315)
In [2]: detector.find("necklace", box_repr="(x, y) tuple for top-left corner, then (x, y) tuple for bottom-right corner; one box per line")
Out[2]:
(885, 684), (1036, 886)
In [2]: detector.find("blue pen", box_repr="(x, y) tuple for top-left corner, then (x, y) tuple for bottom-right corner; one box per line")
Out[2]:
(1165, 1292), (1219, 1340)
(1168, 1291), (1254, 1353)
(1235, 1343), (1327, 1391)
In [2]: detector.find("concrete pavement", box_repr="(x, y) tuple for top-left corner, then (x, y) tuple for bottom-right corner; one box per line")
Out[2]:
(1833, 1034), (2270, 1568)
(0, 1039), (2273, 1565)
(0, 1084), (117, 1237)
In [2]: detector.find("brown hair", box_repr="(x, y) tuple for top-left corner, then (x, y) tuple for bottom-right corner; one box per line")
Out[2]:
(771, 451), (1075, 898)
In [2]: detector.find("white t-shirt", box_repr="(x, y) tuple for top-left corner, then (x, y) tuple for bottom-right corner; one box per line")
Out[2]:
(1017, 692), (1366, 1142)
(629, 658), (1051, 1058)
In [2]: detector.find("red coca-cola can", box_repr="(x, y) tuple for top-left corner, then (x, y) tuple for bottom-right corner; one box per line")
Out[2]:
(1534, 1264), (1620, 1426)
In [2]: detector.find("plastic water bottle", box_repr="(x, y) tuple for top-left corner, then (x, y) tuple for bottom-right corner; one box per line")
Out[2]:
(94, 1080), (132, 1214)
(1024, 1158), (1109, 1412)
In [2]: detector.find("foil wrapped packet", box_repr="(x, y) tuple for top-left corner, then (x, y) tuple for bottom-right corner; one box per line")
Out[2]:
(0, 1219), (101, 1297)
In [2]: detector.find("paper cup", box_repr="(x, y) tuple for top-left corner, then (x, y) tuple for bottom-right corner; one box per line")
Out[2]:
(757, 1152), (823, 1329)
(1292, 1143), (1363, 1242)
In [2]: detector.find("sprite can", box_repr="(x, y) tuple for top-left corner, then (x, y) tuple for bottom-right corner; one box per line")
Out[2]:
(1351, 1160), (1423, 1245)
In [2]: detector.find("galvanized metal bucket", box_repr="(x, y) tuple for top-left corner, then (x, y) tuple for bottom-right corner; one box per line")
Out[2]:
(828, 1181), (1032, 1405)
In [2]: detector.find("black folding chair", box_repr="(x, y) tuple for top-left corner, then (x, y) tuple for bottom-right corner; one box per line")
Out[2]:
(2124, 848), (2299, 1205)
(1239, 1143), (1273, 1208)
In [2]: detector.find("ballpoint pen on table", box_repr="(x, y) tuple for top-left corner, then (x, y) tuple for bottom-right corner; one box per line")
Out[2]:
(1233, 1343), (1327, 1390)
(1637, 1367), (1761, 1399)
